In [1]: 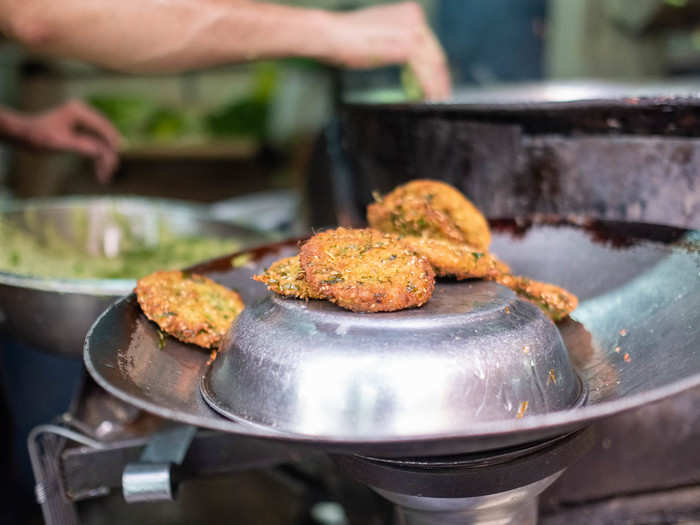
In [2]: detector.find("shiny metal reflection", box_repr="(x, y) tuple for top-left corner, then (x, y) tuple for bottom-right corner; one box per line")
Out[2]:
(202, 280), (584, 439)
(379, 473), (562, 525)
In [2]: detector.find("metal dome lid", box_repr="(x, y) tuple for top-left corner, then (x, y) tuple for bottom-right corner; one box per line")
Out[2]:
(201, 278), (586, 439)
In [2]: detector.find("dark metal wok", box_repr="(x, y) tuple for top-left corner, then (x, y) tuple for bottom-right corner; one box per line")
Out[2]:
(84, 218), (700, 457)
(0, 197), (267, 357)
(330, 80), (700, 231)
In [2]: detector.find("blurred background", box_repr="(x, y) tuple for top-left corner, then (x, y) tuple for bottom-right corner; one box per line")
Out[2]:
(4, 0), (700, 213)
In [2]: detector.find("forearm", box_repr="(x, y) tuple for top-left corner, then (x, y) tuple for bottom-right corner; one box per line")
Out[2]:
(0, 0), (339, 73)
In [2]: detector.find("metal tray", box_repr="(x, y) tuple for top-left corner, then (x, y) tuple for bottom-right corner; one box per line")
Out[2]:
(84, 218), (700, 457)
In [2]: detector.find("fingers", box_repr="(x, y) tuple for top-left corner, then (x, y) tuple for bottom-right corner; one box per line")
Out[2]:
(52, 133), (119, 183)
(408, 26), (451, 101)
(59, 100), (121, 182)
(373, 2), (452, 100)
(333, 2), (452, 101)
(94, 146), (119, 183)
(63, 99), (122, 150)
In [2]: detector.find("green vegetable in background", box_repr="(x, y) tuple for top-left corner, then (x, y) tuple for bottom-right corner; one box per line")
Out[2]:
(400, 66), (424, 101)
(204, 97), (269, 139)
(0, 216), (242, 280)
(205, 62), (279, 139)
(88, 61), (282, 143)
(87, 95), (157, 138)
(143, 107), (190, 141)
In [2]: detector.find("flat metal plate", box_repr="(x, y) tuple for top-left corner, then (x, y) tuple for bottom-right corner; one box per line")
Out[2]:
(84, 219), (700, 456)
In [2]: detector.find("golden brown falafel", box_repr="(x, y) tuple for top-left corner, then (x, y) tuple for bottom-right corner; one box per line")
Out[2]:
(368, 196), (465, 244)
(299, 227), (435, 312)
(494, 274), (578, 322)
(368, 179), (491, 251)
(135, 270), (244, 348)
(398, 237), (577, 320)
(253, 255), (321, 300)
(399, 236), (509, 280)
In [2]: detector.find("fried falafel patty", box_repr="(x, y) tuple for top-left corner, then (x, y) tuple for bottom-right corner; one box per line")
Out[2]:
(299, 227), (435, 312)
(399, 236), (509, 280)
(398, 237), (577, 320)
(368, 196), (465, 244)
(135, 270), (245, 348)
(495, 274), (578, 322)
(367, 179), (491, 251)
(253, 255), (321, 300)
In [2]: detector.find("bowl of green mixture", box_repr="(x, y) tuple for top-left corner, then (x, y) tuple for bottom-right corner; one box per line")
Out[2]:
(0, 196), (266, 356)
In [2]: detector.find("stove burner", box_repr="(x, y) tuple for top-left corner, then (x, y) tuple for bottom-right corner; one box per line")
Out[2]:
(335, 429), (595, 525)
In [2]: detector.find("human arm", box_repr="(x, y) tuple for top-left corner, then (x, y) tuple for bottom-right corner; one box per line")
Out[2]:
(0, 0), (450, 99)
(0, 100), (120, 183)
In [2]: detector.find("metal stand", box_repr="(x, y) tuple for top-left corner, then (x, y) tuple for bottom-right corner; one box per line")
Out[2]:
(122, 425), (196, 502)
(383, 475), (559, 525)
(334, 429), (595, 525)
(28, 415), (308, 524)
(28, 424), (105, 525)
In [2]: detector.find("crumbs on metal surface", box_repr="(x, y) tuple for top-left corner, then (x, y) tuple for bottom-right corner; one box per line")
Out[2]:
(516, 401), (529, 419)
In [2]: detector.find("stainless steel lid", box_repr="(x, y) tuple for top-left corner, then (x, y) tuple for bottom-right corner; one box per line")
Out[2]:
(201, 279), (585, 439)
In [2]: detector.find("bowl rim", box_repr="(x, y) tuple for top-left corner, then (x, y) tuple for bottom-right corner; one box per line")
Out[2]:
(0, 195), (256, 295)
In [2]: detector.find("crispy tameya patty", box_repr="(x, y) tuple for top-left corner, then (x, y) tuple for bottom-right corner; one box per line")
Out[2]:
(494, 274), (579, 322)
(135, 270), (244, 349)
(368, 196), (465, 244)
(399, 236), (509, 279)
(367, 179), (491, 251)
(299, 227), (435, 313)
(252, 255), (321, 300)
(399, 236), (577, 321)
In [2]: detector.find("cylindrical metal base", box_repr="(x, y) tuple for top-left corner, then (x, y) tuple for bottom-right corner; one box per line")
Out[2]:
(380, 473), (561, 525)
(334, 430), (596, 525)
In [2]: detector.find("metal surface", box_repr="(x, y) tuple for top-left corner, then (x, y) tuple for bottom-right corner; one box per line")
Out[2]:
(61, 429), (306, 501)
(28, 424), (106, 525)
(138, 424), (196, 464)
(346, 80), (700, 110)
(333, 429), (594, 498)
(122, 425), (196, 503)
(385, 475), (560, 525)
(122, 463), (175, 503)
(336, 430), (594, 525)
(338, 81), (700, 230)
(0, 197), (267, 356)
(84, 219), (700, 457)
(202, 280), (584, 438)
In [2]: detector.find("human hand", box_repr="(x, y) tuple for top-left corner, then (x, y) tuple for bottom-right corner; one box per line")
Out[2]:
(16, 100), (121, 183)
(327, 2), (451, 101)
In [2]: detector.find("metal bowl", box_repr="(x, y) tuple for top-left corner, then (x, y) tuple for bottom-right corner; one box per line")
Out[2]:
(0, 197), (266, 357)
(201, 280), (585, 438)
